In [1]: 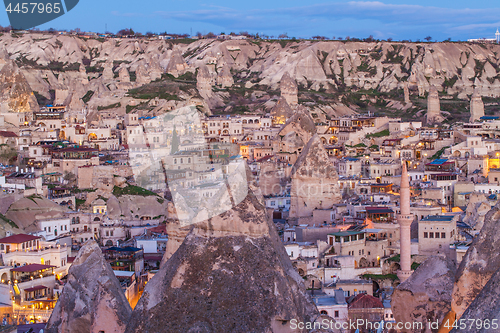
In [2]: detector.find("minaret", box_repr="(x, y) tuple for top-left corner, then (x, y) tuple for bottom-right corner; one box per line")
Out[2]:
(397, 162), (413, 283)
(496, 28), (500, 43)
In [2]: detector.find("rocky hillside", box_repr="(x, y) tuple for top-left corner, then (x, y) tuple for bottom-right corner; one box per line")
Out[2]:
(2, 33), (500, 122)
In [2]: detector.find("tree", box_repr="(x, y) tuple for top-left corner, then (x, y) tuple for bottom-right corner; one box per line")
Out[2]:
(196, 31), (203, 39)
(424, 36), (432, 42)
(206, 32), (216, 39)
(63, 171), (76, 186)
(278, 33), (288, 39)
(117, 28), (134, 37)
(365, 35), (374, 42)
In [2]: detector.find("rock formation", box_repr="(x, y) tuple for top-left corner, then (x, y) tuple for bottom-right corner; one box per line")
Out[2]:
(427, 85), (442, 124)
(166, 48), (188, 77)
(135, 63), (150, 85)
(125, 175), (324, 333)
(119, 67), (130, 83)
(5, 195), (67, 233)
(271, 97), (294, 125)
(216, 64), (234, 88)
(0, 60), (39, 113)
(469, 89), (484, 122)
(288, 135), (341, 223)
(45, 240), (132, 333)
(392, 256), (456, 333)
(280, 72), (298, 106)
(278, 107), (316, 144)
(197, 65), (215, 98)
(404, 82), (411, 105)
(102, 61), (114, 80)
(462, 192), (491, 235)
(450, 265), (500, 333)
(451, 201), (500, 320)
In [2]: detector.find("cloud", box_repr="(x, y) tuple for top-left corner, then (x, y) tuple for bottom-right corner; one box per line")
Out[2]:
(115, 1), (500, 39)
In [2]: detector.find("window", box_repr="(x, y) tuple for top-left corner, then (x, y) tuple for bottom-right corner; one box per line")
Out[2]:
(424, 232), (428, 238)
(441, 232), (446, 238)
(334, 311), (339, 318)
(429, 232), (434, 238)
(435, 232), (440, 238)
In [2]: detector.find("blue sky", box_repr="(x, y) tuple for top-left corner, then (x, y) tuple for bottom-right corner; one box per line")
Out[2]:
(1, 0), (500, 41)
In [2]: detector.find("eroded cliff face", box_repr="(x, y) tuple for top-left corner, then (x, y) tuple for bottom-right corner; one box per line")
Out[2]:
(450, 265), (500, 333)
(2, 34), (500, 120)
(392, 256), (456, 333)
(289, 134), (341, 221)
(45, 240), (132, 333)
(125, 182), (325, 333)
(0, 60), (39, 113)
(451, 201), (500, 319)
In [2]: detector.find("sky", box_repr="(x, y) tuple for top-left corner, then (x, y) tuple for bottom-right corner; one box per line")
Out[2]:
(1, 0), (500, 41)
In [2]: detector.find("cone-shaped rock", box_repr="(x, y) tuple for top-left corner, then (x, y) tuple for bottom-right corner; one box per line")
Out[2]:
(0, 60), (39, 113)
(45, 239), (132, 333)
(289, 135), (341, 221)
(392, 256), (456, 332)
(451, 201), (500, 319)
(125, 182), (321, 332)
(271, 97), (294, 126)
(278, 107), (316, 145)
(216, 64), (234, 88)
(166, 48), (188, 77)
(470, 89), (484, 122)
(280, 71), (298, 105)
(427, 85), (442, 124)
(119, 67), (130, 83)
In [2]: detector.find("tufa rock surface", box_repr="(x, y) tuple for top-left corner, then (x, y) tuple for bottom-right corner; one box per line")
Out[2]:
(0, 60), (39, 113)
(125, 182), (323, 333)
(271, 97), (294, 126)
(392, 256), (456, 333)
(451, 200), (500, 319)
(45, 239), (132, 333)
(289, 135), (341, 222)
(166, 48), (189, 77)
(450, 265), (500, 333)
(280, 71), (298, 106)
(470, 89), (484, 122)
(427, 85), (443, 124)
